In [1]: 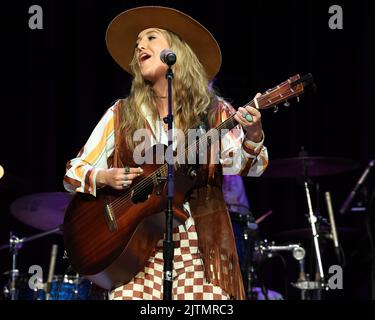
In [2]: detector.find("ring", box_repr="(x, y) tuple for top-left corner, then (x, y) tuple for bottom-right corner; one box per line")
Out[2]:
(123, 182), (129, 188)
(124, 166), (130, 174)
(245, 113), (253, 122)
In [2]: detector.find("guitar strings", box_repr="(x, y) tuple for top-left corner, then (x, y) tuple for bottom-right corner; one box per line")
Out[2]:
(109, 117), (236, 213)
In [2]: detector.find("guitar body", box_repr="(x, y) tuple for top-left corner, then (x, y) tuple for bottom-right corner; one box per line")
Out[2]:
(63, 157), (195, 290)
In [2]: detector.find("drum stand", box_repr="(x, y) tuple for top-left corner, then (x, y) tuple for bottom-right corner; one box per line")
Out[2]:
(230, 211), (259, 300)
(6, 234), (21, 300)
(0, 227), (61, 300)
(242, 217), (259, 300)
(298, 180), (327, 299)
(256, 240), (307, 300)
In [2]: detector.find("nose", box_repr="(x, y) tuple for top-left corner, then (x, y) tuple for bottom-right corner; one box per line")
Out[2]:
(137, 38), (147, 51)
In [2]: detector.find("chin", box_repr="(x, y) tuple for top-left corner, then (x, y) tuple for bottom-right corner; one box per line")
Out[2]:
(142, 65), (168, 81)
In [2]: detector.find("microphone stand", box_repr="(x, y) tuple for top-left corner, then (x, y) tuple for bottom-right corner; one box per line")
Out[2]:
(340, 159), (375, 214)
(304, 181), (326, 296)
(162, 65), (175, 300)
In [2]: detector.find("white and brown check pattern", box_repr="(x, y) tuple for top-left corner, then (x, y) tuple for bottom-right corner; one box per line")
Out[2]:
(109, 217), (230, 300)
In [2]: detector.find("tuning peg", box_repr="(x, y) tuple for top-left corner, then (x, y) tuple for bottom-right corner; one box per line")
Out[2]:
(283, 101), (291, 107)
(273, 105), (279, 113)
(297, 96), (300, 103)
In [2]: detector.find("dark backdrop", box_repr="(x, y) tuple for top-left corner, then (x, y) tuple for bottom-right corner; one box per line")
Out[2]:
(0, 0), (374, 300)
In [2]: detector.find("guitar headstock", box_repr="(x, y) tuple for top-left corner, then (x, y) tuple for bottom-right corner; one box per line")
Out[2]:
(256, 74), (314, 110)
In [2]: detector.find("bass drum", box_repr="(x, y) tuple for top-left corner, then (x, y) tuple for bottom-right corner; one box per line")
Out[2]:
(48, 275), (91, 300)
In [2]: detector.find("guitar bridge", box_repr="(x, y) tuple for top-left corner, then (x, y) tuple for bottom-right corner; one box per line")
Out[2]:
(104, 204), (118, 232)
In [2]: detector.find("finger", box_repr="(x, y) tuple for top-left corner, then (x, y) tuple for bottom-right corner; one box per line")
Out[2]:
(115, 169), (143, 180)
(237, 109), (254, 123)
(245, 106), (261, 118)
(237, 107), (248, 116)
(234, 113), (249, 127)
(115, 174), (127, 181)
(127, 167), (144, 174)
(117, 180), (132, 189)
(251, 92), (262, 110)
(122, 180), (132, 188)
(125, 173), (141, 181)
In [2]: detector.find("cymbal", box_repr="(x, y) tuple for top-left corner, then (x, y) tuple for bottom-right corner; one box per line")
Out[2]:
(274, 226), (358, 240)
(10, 192), (73, 232)
(264, 156), (359, 178)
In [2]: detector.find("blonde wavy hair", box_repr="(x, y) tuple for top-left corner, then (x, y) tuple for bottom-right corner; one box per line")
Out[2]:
(120, 29), (218, 151)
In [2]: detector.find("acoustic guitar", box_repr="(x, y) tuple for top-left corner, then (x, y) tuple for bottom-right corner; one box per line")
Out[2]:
(63, 74), (313, 289)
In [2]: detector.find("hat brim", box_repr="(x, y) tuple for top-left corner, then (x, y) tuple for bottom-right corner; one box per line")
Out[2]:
(105, 6), (221, 80)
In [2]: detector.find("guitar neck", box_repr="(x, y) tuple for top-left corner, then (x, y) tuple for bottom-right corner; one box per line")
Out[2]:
(146, 74), (313, 182)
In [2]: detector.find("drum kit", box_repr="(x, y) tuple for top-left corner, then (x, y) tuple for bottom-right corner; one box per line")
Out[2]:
(0, 155), (363, 300)
(229, 154), (361, 300)
(0, 192), (102, 300)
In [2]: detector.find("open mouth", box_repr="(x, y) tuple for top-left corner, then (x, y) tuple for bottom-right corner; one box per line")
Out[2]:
(139, 53), (151, 64)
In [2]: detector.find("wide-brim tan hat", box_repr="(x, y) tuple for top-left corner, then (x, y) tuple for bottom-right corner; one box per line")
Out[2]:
(106, 6), (222, 80)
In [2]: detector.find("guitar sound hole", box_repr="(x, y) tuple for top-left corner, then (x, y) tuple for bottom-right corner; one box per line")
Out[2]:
(130, 177), (154, 203)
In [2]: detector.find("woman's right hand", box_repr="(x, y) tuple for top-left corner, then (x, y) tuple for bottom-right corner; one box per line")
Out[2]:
(96, 167), (143, 190)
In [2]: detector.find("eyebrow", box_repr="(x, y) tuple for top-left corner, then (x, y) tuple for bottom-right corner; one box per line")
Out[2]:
(136, 29), (161, 42)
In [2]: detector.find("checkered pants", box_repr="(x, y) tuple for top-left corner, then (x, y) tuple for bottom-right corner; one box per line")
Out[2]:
(109, 217), (230, 300)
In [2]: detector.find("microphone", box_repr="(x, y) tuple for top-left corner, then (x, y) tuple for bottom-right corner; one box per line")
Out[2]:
(325, 191), (342, 265)
(340, 159), (375, 214)
(160, 49), (177, 66)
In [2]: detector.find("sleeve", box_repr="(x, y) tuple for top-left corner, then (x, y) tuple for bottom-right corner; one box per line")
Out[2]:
(217, 99), (269, 176)
(63, 105), (116, 196)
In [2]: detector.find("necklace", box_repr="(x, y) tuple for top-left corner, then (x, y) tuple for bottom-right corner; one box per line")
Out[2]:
(158, 116), (168, 141)
(153, 92), (168, 99)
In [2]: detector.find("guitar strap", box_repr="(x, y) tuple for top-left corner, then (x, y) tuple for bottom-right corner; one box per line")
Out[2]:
(190, 99), (245, 300)
(107, 99), (124, 169)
